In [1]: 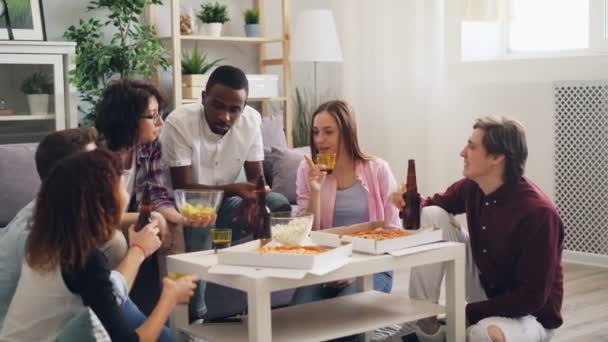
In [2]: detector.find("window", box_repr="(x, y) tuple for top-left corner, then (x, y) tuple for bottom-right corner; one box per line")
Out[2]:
(460, 0), (599, 61)
(508, 0), (589, 52)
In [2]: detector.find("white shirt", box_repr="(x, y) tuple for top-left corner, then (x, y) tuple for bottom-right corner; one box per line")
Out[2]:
(0, 263), (84, 342)
(121, 153), (136, 203)
(160, 103), (264, 186)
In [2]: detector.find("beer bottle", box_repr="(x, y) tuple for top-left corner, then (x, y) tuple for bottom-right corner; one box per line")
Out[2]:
(401, 159), (421, 230)
(135, 183), (152, 232)
(253, 175), (271, 240)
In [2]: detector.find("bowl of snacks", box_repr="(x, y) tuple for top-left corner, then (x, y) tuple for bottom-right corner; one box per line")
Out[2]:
(270, 212), (314, 246)
(174, 190), (223, 225)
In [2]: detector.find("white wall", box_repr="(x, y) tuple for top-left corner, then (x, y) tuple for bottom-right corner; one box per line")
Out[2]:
(43, 0), (91, 41)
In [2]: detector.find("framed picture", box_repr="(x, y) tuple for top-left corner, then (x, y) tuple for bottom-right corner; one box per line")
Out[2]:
(0, 0), (46, 41)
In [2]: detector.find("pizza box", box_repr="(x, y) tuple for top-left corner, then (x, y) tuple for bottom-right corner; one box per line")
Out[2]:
(215, 238), (352, 272)
(311, 221), (443, 255)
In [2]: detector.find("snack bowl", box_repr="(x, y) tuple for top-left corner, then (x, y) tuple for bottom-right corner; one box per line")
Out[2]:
(270, 212), (314, 246)
(174, 189), (223, 222)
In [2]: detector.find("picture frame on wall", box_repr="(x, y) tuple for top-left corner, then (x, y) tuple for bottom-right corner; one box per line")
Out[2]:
(0, 0), (46, 41)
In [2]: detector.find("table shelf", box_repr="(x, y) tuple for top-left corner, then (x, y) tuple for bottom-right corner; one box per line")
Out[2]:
(180, 291), (444, 342)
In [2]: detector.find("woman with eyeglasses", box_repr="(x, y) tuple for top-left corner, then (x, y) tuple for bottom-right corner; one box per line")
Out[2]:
(95, 79), (212, 315)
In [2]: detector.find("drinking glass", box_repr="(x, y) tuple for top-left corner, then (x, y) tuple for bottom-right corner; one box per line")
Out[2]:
(210, 228), (232, 252)
(316, 152), (337, 174)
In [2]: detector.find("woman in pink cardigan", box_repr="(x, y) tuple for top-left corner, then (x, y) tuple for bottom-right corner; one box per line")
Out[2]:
(293, 100), (401, 305)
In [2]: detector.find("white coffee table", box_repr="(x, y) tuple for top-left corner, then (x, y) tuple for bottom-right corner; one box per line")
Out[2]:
(167, 241), (465, 342)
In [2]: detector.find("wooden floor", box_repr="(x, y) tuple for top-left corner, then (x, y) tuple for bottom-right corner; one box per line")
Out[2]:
(553, 263), (608, 342)
(392, 262), (608, 342)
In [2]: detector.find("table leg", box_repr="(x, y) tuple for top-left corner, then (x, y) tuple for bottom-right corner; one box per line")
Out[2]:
(355, 274), (374, 341)
(355, 274), (374, 292)
(247, 284), (272, 342)
(170, 304), (189, 342)
(445, 248), (466, 342)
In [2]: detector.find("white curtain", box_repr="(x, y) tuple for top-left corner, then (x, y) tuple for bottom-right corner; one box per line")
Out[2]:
(325, 0), (446, 192)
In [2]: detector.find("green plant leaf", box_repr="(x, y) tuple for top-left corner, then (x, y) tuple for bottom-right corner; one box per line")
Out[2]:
(63, 0), (169, 125)
(243, 8), (259, 25)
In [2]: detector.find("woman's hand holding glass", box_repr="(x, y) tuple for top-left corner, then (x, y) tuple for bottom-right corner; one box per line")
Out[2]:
(304, 154), (327, 193)
(162, 274), (199, 305)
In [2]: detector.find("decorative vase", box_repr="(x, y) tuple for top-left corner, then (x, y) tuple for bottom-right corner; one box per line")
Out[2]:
(200, 23), (223, 37)
(245, 24), (260, 37)
(26, 94), (50, 115)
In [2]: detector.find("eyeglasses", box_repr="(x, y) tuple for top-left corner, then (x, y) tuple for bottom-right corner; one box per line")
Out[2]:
(140, 112), (162, 122)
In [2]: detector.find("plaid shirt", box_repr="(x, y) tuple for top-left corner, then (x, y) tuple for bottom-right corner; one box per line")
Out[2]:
(134, 140), (173, 210)
(98, 137), (173, 210)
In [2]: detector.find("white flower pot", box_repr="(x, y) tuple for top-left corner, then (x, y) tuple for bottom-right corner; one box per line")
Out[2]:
(199, 23), (223, 37)
(26, 94), (50, 115)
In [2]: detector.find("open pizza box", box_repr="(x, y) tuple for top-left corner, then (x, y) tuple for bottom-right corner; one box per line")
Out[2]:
(311, 221), (443, 255)
(209, 237), (353, 279)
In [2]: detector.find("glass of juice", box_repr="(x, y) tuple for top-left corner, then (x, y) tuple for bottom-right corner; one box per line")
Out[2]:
(167, 272), (186, 280)
(316, 152), (337, 174)
(210, 228), (232, 253)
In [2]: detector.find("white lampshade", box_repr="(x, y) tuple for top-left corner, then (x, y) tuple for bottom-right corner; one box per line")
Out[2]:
(291, 9), (343, 62)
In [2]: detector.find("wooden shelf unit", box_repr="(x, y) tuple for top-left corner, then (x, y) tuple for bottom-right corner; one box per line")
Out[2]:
(147, 0), (293, 146)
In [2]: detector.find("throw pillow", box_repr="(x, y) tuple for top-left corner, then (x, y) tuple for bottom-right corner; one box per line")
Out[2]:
(269, 146), (310, 204)
(260, 113), (287, 150)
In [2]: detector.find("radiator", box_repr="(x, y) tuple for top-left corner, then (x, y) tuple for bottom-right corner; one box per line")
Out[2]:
(554, 81), (608, 256)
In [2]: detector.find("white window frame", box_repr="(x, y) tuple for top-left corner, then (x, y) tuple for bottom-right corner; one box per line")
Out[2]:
(461, 0), (608, 62)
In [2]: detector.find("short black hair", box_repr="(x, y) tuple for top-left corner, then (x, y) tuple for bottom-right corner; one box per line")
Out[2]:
(35, 127), (98, 180)
(205, 65), (249, 95)
(95, 78), (167, 151)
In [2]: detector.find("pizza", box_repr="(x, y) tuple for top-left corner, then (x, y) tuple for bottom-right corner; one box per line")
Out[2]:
(257, 245), (328, 255)
(346, 228), (412, 240)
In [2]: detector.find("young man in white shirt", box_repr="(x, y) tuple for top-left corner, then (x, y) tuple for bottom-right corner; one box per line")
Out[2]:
(160, 65), (291, 320)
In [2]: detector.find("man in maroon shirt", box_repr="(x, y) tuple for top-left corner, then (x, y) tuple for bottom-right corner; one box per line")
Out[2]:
(392, 116), (563, 342)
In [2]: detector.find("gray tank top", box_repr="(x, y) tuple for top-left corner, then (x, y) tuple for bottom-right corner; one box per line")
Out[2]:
(333, 181), (370, 227)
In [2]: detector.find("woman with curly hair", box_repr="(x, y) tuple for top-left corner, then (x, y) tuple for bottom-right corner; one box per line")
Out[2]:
(0, 149), (198, 342)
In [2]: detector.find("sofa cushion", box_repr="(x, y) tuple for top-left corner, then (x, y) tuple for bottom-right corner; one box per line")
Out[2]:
(0, 144), (39, 227)
(269, 146), (310, 204)
(260, 113), (287, 150)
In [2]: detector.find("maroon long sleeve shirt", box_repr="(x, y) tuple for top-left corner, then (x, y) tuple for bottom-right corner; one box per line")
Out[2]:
(425, 177), (564, 329)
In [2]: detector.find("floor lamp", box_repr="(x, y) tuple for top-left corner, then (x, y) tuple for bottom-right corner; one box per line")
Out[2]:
(291, 9), (343, 105)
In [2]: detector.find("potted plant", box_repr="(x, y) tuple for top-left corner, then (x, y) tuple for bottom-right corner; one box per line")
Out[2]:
(197, 2), (230, 37)
(21, 72), (53, 116)
(243, 8), (259, 37)
(181, 49), (223, 99)
(64, 0), (168, 126)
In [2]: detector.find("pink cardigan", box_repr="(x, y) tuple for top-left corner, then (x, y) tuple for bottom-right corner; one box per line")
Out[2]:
(296, 157), (401, 230)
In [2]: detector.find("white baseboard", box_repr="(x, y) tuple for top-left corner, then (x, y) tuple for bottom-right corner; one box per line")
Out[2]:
(563, 250), (608, 268)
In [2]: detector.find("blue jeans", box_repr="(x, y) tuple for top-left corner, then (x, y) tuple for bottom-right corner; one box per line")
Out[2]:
(291, 272), (393, 305)
(121, 297), (173, 342)
(184, 192), (291, 319)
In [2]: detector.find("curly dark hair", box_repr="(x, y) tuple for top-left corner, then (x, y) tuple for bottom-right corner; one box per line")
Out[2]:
(95, 78), (167, 151)
(26, 149), (124, 273)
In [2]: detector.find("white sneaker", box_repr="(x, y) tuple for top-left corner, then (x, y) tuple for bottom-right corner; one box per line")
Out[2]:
(387, 322), (446, 342)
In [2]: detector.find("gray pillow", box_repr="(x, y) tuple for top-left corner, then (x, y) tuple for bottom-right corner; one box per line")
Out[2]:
(260, 113), (287, 150)
(0, 143), (39, 226)
(269, 146), (310, 204)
